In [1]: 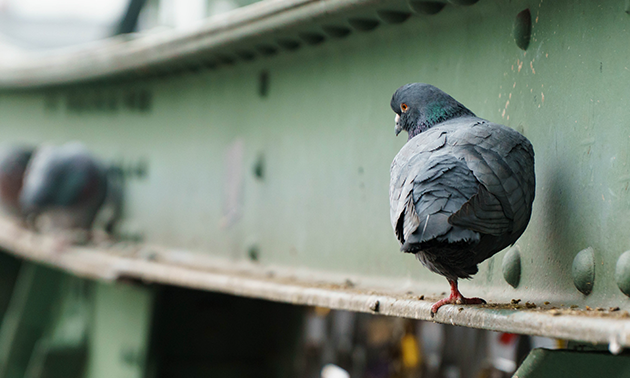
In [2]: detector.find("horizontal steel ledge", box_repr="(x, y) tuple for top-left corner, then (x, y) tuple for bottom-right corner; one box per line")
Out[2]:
(0, 218), (628, 349)
(0, 0), (393, 88)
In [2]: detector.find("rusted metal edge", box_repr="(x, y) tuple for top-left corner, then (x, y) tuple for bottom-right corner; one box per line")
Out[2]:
(0, 0), (406, 88)
(0, 219), (629, 349)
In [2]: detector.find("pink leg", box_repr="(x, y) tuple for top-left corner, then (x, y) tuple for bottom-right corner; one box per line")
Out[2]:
(431, 279), (486, 315)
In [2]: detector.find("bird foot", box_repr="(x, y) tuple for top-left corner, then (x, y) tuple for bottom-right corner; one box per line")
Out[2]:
(431, 296), (486, 315)
(430, 280), (486, 316)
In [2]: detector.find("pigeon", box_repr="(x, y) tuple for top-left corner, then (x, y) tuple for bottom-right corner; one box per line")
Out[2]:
(389, 83), (535, 314)
(20, 142), (109, 238)
(0, 145), (34, 218)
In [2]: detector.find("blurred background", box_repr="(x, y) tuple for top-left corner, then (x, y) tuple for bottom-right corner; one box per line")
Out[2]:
(0, 253), (563, 378)
(0, 0), (260, 51)
(0, 0), (628, 377)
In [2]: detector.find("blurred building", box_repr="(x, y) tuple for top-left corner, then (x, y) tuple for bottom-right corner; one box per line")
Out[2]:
(0, 0), (262, 51)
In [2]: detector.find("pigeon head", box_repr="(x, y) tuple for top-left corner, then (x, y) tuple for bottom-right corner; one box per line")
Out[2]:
(390, 83), (475, 140)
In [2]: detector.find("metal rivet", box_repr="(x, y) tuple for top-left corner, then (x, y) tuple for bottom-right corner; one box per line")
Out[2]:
(348, 18), (380, 32)
(256, 44), (278, 56)
(502, 245), (521, 288)
(408, 1), (446, 15)
(258, 71), (269, 98)
(276, 39), (301, 51)
(298, 32), (325, 45)
(368, 299), (380, 312)
(203, 60), (219, 70)
(235, 50), (256, 61)
(248, 246), (260, 262)
(513, 9), (532, 50)
(216, 55), (236, 65)
(322, 26), (352, 39)
(447, 0), (478, 5)
(615, 251), (630, 296)
(253, 153), (265, 180)
(376, 10), (411, 24)
(572, 247), (595, 295)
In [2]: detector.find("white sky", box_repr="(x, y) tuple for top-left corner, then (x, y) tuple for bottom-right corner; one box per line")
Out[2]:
(5, 0), (129, 23)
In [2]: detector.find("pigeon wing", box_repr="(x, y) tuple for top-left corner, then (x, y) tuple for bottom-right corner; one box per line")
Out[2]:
(447, 122), (535, 237)
(390, 128), (479, 246)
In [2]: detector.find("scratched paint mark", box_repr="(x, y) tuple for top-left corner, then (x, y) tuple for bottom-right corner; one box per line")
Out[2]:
(517, 60), (523, 72)
(509, 93), (512, 99)
(530, 61), (536, 74)
(541, 92), (545, 103)
(609, 188), (619, 199)
(505, 100), (510, 109)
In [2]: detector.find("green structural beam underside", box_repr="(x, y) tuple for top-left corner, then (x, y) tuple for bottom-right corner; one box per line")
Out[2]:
(514, 348), (630, 378)
(0, 222), (629, 349)
(1, 0), (630, 342)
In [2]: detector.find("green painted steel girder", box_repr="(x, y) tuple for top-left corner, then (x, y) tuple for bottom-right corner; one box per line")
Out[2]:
(514, 348), (630, 378)
(1, 0), (630, 344)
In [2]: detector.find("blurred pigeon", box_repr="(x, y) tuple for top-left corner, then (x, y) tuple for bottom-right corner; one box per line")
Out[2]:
(20, 142), (108, 237)
(0, 145), (34, 218)
(389, 83), (535, 314)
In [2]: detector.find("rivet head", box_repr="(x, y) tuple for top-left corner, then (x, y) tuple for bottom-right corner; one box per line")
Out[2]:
(513, 9), (532, 50)
(615, 251), (630, 296)
(368, 299), (380, 312)
(248, 245), (260, 262)
(408, 1), (447, 15)
(502, 246), (521, 288)
(572, 247), (595, 295)
(447, 0), (478, 5)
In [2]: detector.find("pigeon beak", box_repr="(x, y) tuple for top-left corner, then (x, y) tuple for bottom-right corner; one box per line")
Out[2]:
(395, 114), (402, 136)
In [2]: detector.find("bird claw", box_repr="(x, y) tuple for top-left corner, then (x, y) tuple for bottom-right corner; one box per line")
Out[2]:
(429, 279), (488, 315)
(431, 295), (486, 315)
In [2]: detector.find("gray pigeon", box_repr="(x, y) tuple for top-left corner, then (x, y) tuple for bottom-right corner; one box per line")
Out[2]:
(389, 83), (535, 314)
(0, 145), (34, 218)
(20, 142), (108, 236)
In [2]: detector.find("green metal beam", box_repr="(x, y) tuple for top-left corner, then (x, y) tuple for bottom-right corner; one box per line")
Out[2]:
(84, 282), (154, 378)
(0, 264), (64, 378)
(22, 276), (91, 378)
(0, 252), (22, 323)
(1, 0), (630, 345)
(514, 348), (630, 378)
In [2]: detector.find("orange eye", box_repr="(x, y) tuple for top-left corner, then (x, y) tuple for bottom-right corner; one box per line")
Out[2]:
(400, 103), (409, 113)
